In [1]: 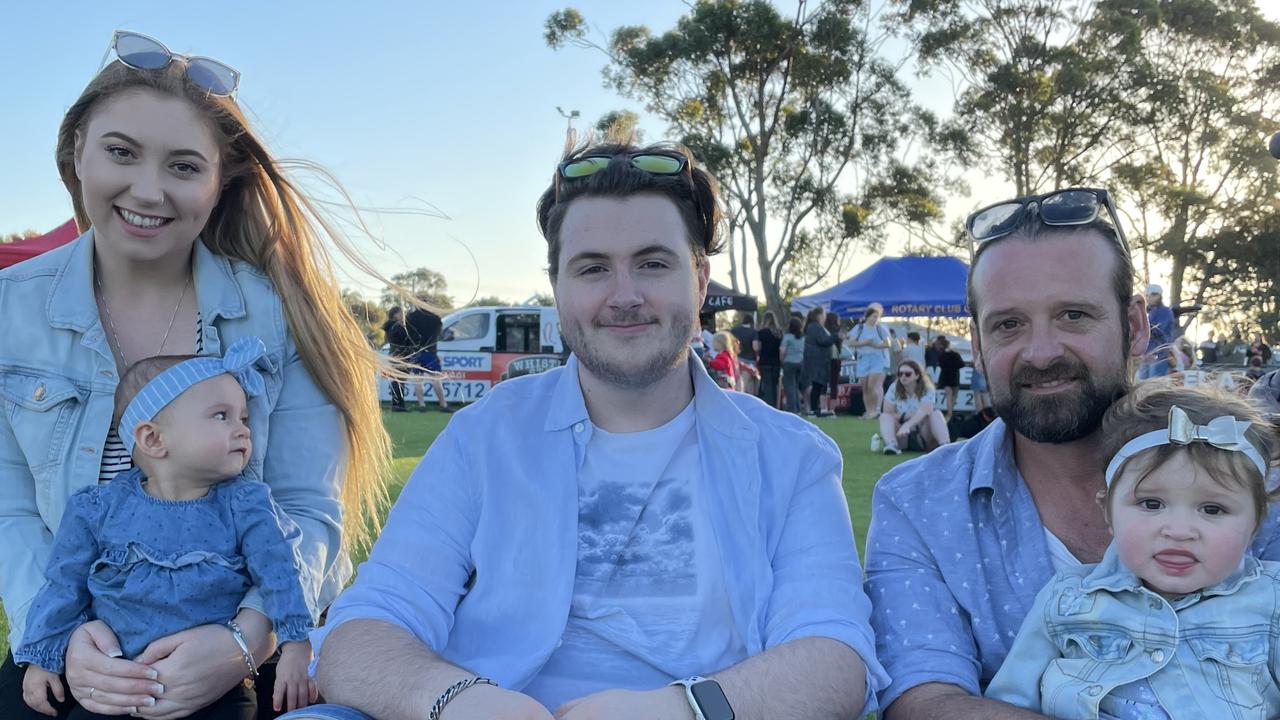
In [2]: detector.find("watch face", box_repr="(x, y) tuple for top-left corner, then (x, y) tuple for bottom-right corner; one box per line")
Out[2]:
(690, 680), (735, 720)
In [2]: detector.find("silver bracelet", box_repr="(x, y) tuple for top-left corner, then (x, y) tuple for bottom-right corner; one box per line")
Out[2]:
(224, 619), (258, 688)
(429, 676), (498, 720)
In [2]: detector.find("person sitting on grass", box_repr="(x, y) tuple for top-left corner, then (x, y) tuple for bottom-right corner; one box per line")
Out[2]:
(16, 338), (316, 719)
(879, 360), (950, 456)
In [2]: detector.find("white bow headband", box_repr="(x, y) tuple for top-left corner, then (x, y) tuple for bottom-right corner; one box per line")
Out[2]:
(1104, 405), (1268, 487)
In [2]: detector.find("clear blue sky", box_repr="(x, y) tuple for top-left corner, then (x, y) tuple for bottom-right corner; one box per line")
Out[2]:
(5, 3), (1273, 306)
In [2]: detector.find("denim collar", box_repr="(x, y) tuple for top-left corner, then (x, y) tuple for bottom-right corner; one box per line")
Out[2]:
(544, 352), (759, 441)
(47, 228), (248, 334)
(1081, 542), (1261, 600)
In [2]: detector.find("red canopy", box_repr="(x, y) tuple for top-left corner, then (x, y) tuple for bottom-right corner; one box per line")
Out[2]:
(0, 219), (80, 269)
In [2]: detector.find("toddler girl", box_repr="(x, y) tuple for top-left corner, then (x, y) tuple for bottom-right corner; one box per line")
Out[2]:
(16, 337), (316, 719)
(987, 382), (1280, 719)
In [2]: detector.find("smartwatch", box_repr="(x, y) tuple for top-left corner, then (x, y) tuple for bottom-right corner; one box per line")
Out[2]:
(670, 676), (735, 720)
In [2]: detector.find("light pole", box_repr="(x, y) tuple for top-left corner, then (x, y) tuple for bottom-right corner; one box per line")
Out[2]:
(556, 106), (581, 134)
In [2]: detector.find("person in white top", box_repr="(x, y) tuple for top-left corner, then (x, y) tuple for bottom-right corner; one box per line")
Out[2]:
(878, 360), (949, 455)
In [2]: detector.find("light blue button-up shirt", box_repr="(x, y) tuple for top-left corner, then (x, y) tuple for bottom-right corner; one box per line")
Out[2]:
(988, 545), (1280, 719)
(314, 354), (888, 716)
(864, 419), (1280, 710)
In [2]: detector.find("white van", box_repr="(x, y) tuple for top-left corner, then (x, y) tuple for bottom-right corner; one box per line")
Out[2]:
(379, 306), (564, 404)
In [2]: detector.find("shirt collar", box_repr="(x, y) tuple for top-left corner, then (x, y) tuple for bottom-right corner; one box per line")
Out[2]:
(47, 229), (247, 332)
(967, 418), (1015, 496)
(544, 351), (758, 441)
(1082, 542), (1261, 600)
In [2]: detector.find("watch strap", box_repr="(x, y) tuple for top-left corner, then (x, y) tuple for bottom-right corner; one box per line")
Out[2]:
(670, 676), (708, 720)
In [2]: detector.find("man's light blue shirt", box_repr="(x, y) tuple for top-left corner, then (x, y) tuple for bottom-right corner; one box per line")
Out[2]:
(864, 419), (1280, 710)
(314, 354), (888, 716)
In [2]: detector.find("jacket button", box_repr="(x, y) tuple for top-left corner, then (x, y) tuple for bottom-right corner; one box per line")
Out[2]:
(1150, 649), (1164, 663)
(33, 385), (45, 401)
(1087, 685), (1102, 696)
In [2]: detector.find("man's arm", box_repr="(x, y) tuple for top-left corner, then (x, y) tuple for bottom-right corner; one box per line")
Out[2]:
(312, 423), (550, 720)
(316, 620), (551, 720)
(746, 439), (887, 717)
(865, 472), (1047, 719)
(712, 637), (866, 720)
(885, 683), (1050, 720)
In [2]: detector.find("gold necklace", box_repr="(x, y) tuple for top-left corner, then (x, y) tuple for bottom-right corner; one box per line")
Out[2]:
(95, 271), (191, 366)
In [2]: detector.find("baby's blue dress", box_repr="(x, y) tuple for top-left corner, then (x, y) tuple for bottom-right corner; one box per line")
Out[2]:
(15, 468), (313, 672)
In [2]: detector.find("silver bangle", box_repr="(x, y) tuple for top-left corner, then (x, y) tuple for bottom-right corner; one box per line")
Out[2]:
(224, 619), (258, 688)
(429, 676), (497, 720)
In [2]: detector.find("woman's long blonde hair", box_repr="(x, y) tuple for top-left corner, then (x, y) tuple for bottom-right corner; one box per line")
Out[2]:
(56, 60), (390, 551)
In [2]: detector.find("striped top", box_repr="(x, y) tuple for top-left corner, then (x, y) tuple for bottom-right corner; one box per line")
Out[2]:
(98, 318), (203, 483)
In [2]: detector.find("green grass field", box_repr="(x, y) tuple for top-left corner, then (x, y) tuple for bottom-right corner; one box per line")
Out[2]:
(1, 409), (911, 657)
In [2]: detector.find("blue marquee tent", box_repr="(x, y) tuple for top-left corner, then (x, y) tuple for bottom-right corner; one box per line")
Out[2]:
(790, 256), (970, 318)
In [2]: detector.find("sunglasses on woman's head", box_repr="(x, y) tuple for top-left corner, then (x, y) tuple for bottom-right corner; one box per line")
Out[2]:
(898, 370), (916, 378)
(554, 152), (689, 202)
(965, 187), (1129, 254)
(98, 30), (239, 97)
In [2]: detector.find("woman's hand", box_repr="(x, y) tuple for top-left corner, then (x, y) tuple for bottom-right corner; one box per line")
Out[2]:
(129, 624), (249, 719)
(64, 620), (163, 716)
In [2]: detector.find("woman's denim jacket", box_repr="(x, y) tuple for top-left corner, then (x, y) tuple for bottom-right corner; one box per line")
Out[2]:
(0, 229), (349, 651)
(987, 544), (1280, 719)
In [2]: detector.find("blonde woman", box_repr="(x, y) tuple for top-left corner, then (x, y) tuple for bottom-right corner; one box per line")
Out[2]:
(878, 360), (950, 455)
(849, 303), (891, 419)
(0, 31), (390, 718)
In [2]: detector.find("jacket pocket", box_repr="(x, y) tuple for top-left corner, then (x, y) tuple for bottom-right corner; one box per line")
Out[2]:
(1056, 630), (1132, 681)
(0, 372), (84, 473)
(1189, 636), (1268, 711)
(1062, 631), (1132, 661)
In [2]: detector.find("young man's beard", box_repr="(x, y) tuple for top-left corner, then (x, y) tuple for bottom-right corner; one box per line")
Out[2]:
(561, 311), (695, 390)
(991, 357), (1128, 443)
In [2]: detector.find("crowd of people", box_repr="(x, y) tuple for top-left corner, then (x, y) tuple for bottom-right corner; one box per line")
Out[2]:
(4, 30), (1280, 720)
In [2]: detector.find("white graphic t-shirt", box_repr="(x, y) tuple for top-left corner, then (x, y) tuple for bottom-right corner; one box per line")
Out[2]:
(523, 401), (747, 710)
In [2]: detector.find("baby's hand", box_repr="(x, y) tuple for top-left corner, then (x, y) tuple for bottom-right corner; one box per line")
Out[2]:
(21, 664), (65, 717)
(272, 640), (318, 712)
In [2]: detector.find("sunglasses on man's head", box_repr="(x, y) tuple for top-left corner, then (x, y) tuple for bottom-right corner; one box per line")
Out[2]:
(554, 152), (689, 201)
(99, 30), (239, 97)
(965, 187), (1128, 254)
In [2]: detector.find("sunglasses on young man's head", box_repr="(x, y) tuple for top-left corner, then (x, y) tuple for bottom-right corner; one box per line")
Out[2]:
(99, 30), (240, 97)
(554, 152), (690, 201)
(965, 188), (1129, 253)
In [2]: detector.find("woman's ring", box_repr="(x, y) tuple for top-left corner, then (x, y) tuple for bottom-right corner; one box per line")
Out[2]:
(88, 687), (97, 699)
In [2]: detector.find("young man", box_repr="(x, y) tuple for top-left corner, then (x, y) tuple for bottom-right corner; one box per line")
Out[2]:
(302, 142), (885, 720)
(864, 188), (1280, 720)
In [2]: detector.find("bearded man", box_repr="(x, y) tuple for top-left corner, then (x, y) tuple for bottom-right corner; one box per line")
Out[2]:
(863, 188), (1280, 720)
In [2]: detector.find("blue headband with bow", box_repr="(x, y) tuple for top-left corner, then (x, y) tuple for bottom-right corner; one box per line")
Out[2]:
(118, 336), (267, 454)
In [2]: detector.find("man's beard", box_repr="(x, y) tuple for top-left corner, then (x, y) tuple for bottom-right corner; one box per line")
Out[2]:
(991, 357), (1128, 443)
(562, 310), (694, 390)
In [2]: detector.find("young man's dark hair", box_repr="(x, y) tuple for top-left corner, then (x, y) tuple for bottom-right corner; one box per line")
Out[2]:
(907, 331), (920, 343)
(535, 141), (725, 280)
